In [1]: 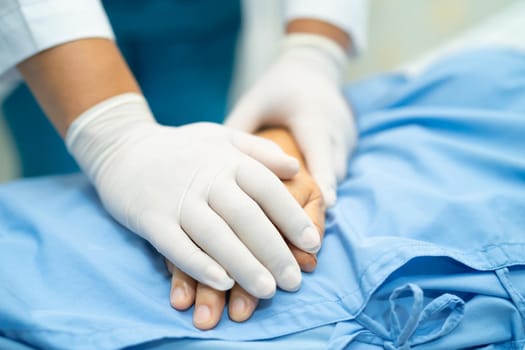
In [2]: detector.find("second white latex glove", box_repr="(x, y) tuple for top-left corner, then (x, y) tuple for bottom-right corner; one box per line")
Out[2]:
(66, 93), (321, 299)
(227, 34), (357, 206)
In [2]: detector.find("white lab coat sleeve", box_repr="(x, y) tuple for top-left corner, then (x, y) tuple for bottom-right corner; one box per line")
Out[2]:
(284, 0), (368, 56)
(0, 0), (114, 80)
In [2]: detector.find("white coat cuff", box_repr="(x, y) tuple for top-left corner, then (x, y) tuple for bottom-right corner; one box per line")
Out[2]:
(0, 0), (114, 82)
(285, 0), (368, 56)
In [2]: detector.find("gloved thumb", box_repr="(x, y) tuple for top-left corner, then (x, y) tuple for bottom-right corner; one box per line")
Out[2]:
(225, 94), (265, 133)
(289, 122), (338, 207)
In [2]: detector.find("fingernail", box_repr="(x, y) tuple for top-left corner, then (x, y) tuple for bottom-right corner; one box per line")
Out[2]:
(231, 297), (247, 317)
(301, 227), (321, 252)
(194, 305), (211, 325)
(303, 258), (317, 272)
(279, 264), (302, 291)
(172, 286), (187, 303)
(254, 274), (276, 299)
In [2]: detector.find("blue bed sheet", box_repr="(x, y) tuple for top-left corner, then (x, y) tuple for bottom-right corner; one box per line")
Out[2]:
(1, 48), (525, 349)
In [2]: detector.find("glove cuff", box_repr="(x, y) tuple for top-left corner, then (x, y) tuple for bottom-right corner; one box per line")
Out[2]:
(281, 33), (347, 84)
(66, 93), (156, 184)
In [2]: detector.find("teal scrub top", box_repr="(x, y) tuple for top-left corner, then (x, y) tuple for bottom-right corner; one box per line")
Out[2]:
(1, 0), (241, 177)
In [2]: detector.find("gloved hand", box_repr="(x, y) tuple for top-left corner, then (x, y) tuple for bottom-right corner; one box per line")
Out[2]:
(66, 93), (321, 299)
(226, 34), (357, 206)
(167, 128), (326, 330)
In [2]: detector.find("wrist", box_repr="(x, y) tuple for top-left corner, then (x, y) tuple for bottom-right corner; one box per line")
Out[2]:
(280, 33), (347, 84)
(286, 19), (350, 50)
(18, 39), (141, 136)
(66, 93), (156, 184)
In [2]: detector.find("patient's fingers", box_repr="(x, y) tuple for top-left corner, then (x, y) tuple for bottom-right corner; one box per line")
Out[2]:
(228, 284), (259, 322)
(288, 189), (325, 272)
(282, 167), (326, 272)
(288, 241), (318, 272)
(169, 263), (197, 311)
(284, 173), (312, 206)
(303, 188), (326, 241)
(284, 170), (325, 235)
(193, 283), (226, 330)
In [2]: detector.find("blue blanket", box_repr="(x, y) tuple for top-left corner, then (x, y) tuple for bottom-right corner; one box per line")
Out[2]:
(1, 48), (525, 349)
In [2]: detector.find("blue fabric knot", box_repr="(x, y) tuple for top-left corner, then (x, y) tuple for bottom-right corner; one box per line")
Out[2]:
(383, 340), (411, 350)
(356, 283), (465, 348)
(388, 283), (465, 347)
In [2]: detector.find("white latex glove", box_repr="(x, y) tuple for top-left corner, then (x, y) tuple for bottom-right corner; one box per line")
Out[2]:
(227, 34), (357, 206)
(66, 93), (321, 299)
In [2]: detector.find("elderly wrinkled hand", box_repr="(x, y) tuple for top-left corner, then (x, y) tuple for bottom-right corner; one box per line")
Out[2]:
(167, 128), (326, 330)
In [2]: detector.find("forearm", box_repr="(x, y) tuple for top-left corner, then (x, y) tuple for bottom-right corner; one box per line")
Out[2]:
(284, 0), (368, 55)
(17, 38), (140, 137)
(286, 19), (351, 50)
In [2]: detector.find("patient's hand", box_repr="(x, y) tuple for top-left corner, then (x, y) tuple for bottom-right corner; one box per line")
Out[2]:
(166, 128), (326, 330)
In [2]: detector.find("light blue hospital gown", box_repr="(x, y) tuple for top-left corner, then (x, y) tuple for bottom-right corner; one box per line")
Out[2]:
(1, 48), (525, 350)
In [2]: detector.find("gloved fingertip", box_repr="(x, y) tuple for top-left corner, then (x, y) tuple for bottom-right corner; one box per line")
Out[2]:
(254, 274), (276, 299)
(278, 264), (302, 292)
(300, 226), (321, 253)
(285, 156), (300, 174)
(205, 265), (234, 291)
(322, 186), (337, 207)
(273, 155), (300, 180)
